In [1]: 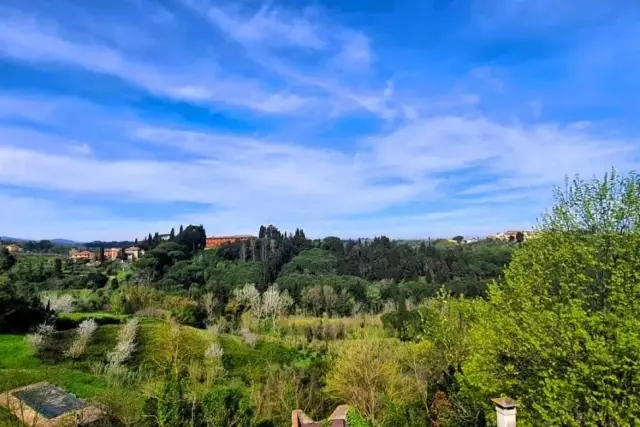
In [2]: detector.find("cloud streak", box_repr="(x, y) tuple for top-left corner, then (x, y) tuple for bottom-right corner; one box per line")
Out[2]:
(0, 9), (318, 114)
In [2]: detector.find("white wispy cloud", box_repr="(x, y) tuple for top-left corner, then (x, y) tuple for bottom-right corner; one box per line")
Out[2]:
(206, 5), (327, 49)
(0, 9), (318, 114)
(180, 1), (394, 119)
(0, 91), (637, 240)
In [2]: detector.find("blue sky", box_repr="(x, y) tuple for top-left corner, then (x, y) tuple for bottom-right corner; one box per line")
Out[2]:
(0, 0), (638, 241)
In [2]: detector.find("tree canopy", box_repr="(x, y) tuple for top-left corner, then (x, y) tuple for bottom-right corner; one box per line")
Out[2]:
(463, 169), (640, 425)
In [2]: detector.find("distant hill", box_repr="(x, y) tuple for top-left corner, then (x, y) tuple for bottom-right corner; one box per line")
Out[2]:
(0, 236), (25, 242)
(0, 237), (84, 246)
(51, 239), (84, 245)
(85, 240), (134, 249)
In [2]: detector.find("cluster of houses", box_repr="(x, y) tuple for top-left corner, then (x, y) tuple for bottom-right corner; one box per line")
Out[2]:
(491, 230), (537, 241)
(446, 230), (536, 245)
(70, 246), (143, 263)
(3, 230), (536, 263)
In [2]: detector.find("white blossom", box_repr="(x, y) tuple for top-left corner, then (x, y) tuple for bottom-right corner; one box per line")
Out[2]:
(204, 343), (224, 360)
(107, 318), (139, 366)
(240, 328), (258, 348)
(43, 294), (75, 313)
(66, 319), (97, 358)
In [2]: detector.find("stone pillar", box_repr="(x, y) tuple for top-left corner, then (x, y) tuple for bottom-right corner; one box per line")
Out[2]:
(491, 397), (518, 427)
(328, 405), (349, 427)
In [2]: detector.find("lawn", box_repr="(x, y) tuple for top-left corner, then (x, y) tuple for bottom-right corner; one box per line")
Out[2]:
(60, 312), (128, 321)
(0, 329), (144, 423)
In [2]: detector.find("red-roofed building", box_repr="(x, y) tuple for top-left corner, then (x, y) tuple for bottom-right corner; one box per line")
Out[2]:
(205, 235), (254, 249)
(104, 248), (120, 261)
(70, 250), (96, 262)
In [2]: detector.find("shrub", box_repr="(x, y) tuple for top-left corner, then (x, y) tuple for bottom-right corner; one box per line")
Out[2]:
(202, 385), (253, 427)
(346, 408), (373, 427)
(325, 338), (418, 425)
(171, 305), (206, 327)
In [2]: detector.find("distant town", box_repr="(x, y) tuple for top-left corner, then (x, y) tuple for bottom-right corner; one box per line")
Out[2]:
(0, 229), (536, 262)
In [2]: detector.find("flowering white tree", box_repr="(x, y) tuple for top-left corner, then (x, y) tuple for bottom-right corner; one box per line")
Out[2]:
(26, 323), (56, 352)
(240, 328), (258, 348)
(66, 319), (98, 358)
(107, 318), (139, 366)
(232, 284), (262, 318)
(42, 294), (75, 313)
(262, 285), (293, 330)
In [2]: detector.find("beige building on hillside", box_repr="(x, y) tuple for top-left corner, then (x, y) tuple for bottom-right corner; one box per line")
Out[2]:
(124, 246), (143, 261)
(5, 244), (22, 253)
(70, 250), (96, 262)
(493, 230), (536, 241)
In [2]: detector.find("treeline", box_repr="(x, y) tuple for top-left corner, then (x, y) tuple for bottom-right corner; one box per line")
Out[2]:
(130, 224), (514, 318)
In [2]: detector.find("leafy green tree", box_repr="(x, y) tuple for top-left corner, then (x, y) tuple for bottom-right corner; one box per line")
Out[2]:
(321, 236), (344, 257)
(0, 276), (48, 333)
(278, 249), (337, 277)
(463, 170), (640, 425)
(452, 236), (464, 244)
(0, 247), (16, 273)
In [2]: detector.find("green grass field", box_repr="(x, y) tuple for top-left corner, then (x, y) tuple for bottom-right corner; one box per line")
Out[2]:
(0, 319), (327, 425)
(0, 326), (149, 423)
(59, 312), (129, 321)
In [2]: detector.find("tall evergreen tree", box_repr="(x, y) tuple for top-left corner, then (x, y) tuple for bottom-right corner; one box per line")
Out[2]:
(170, 228), (175, 240)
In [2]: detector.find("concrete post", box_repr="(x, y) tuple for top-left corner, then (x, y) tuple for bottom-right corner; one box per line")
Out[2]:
(491, 397), (518, 427)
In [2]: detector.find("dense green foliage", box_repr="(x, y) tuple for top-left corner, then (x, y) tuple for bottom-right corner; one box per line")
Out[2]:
(461, 170), (640, 426)
(6, 169), (640, 426)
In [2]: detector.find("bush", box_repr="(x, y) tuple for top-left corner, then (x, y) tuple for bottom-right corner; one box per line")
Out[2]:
(171, 305), (206, 327)
(325, 338), (419, 425)
(202, 385), (253, 427)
